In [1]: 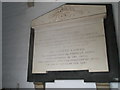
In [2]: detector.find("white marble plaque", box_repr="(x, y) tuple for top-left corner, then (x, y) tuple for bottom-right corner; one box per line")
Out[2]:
(32, 13), (109, 73)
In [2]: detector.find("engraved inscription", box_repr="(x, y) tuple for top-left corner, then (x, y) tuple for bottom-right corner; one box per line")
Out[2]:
(32, 17), (108, 73)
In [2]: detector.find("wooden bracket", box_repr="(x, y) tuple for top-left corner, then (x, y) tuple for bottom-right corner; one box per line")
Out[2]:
(34, 82), (44, 89)
(96, 83), (110, 90)
(27, 2), (34, 7)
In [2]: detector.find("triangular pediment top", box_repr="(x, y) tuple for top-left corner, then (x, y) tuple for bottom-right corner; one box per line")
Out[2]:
(31, 4), (106, 27)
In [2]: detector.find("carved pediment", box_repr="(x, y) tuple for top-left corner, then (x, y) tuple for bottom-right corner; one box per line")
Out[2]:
(31, 4), (106, 27)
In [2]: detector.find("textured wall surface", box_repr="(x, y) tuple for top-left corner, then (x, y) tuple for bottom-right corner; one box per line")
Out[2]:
(2, 2), (64, 88)
(2, 2), (119, 88)
(0, 1), (2, 89)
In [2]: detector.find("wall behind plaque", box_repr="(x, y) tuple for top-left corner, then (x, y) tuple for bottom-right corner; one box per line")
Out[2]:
(2, 2), (119, 88)
(0, 1), (2, 89)
(2, 2), (64, 88)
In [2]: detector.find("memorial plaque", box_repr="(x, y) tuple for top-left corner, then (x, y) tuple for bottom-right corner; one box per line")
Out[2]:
(28, 4), (119, 82)
(32, 14), (108, 73)
(31, 5), (108, 73)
